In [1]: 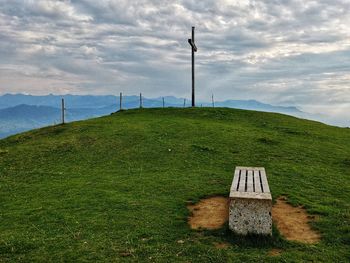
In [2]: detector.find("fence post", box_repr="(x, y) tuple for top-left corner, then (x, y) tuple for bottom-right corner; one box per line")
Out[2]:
(119, 92), (122, 110)
(212, 93), (215, 108)
(140, 93), (143, 108)
(61, 98), (65, 124)
(162, 97), (165, 108)
(183, 98), (186, 108)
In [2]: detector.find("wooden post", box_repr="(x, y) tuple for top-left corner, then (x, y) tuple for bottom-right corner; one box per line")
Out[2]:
(119, 92), (122, 110)
(183, 98), (186, 108)
(61, 98), (65, 124)
(191, 27), (195, 107)
(140, 93), (142, 108)
(162, 97), (165, 108)
(188, 26), (197, 107)
(212, 94), (215, 108)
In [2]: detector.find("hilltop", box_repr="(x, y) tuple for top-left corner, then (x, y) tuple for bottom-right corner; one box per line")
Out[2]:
(0, 108), (349, 262)
(0, 94), (311, 139)
(0, 94), (312, 139)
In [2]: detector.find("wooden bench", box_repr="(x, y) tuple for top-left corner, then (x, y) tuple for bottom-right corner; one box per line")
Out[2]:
(229, 167), (272, 235)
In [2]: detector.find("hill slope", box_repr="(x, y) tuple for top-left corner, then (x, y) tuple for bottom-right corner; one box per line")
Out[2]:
(0, 108), (349, 262)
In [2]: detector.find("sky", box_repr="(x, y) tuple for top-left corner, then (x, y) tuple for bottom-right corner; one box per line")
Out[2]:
(0, 0), (349, 125)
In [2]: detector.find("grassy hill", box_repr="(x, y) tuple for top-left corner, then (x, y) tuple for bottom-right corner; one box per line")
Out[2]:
(0, 108), (349, 262)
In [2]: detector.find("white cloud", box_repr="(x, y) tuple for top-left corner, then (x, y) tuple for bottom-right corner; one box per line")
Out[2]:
(0, 0), (349, 125)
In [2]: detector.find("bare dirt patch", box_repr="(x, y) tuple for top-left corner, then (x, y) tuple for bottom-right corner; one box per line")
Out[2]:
(213, 242), (230, 249)
(187, 196), (320, 244)
(272, 197), (321, 244)
(268, 248), (282, 256)
(187, 196), (229, 230)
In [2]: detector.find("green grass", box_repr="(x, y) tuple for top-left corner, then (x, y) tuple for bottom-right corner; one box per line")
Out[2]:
(0, 108), (349, 262)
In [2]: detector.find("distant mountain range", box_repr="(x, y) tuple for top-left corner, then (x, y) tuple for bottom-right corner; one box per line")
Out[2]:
(0, 94), (308, 138)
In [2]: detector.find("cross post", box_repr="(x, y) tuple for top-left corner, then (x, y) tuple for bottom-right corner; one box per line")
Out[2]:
(188, 26), (197, 107)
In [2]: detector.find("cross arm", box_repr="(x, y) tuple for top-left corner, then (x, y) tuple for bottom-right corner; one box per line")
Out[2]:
(188, 39), (197, 52)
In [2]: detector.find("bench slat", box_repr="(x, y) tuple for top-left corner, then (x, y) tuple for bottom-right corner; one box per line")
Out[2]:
(247, 170), (253, 192)
(260, 168), (270, 193)
(253, 169), (262, 192)
(238, 169), (247, 192)
(230, 168), (240, 192)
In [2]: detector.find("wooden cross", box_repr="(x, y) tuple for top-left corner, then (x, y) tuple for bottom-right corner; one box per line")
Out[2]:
(188, 26), (197, 107)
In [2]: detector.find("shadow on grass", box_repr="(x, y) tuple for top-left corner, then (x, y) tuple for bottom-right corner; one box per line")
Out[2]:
(200, 224), (288, 249)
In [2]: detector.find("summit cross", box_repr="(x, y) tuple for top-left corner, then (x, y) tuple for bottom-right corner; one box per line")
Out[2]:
(188, 26), (197, 107)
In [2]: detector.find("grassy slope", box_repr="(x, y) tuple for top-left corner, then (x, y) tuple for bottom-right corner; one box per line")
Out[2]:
(0, 108), (349, 262)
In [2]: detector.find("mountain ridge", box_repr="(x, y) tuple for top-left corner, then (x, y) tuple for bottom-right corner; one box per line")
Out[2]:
(0, 93), (302, 112)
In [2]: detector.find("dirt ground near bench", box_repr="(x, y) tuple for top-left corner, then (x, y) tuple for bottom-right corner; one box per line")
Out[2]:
(187, 196), (229, 229)
(272, 197), (320, 244)
(187, 196), (320, 244)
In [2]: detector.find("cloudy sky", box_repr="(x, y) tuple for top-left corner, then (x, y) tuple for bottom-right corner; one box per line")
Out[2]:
(0, 0), (349, 124)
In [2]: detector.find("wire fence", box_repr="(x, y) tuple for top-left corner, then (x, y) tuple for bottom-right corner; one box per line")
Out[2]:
(59, 93), (216, 125)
